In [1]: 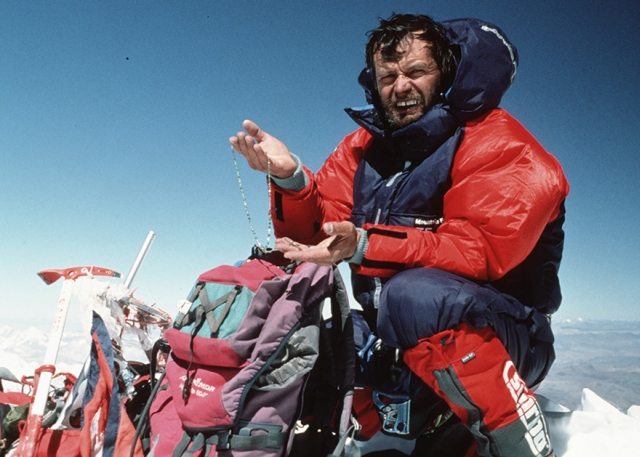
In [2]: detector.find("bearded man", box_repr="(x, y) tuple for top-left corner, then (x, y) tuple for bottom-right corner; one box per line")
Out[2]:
(231, 13), (568, 457)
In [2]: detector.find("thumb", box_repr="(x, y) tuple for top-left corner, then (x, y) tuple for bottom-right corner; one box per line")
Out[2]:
(323, 222), (335, 235)
(242, 119), (264, 141)
(324, 221), (352, 236)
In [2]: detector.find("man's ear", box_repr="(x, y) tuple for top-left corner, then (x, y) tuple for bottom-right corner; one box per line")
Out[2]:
(357, 67), (389, 128)
(358, 67), (377, 105)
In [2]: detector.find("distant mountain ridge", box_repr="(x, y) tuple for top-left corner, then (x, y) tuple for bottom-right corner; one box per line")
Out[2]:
(0, 325), (89, 384)
(537, 319), (640, 411)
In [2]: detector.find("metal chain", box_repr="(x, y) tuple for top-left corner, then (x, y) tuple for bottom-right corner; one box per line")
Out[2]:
(231, 145), (272, 249)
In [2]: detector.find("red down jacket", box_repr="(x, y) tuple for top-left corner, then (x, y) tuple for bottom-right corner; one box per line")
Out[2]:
(271, 108), (569, 283)
(270, 18), (570, 316)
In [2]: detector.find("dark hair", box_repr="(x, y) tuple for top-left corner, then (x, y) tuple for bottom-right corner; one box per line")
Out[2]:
(365, 13), (457, 94)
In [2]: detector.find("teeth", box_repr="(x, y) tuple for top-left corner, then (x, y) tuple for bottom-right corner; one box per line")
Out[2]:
(397, 100), (419, 107)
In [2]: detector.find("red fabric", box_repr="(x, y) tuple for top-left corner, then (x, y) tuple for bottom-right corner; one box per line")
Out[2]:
(78, 330), (143, 457)
(403, 323), (524, 431)
(271, 109), (569, 282)
(403, 323), (553, 457)
(24, 326), (142, 457)
(463, 441), (480, 457)
(164, 353), (238, 429)
(352, 388), (382, 439)
(271, 128), (371, 244)
(148, 380), (185, 456)
(164, 328), (248, 368)
(33, 429), (81, 457)
(198, 258), (286, 292)
(0, 391), (30, 405)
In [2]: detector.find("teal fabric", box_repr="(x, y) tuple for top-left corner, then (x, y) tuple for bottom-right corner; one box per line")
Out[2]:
(181, 283), (254, 340)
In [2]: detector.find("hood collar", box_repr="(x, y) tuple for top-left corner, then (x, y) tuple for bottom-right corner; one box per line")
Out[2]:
(345, 18), (518, 160)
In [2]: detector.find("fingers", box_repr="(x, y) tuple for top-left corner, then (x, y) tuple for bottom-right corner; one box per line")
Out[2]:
(229, 119), (296, 178)
(229, 120), (268, 172)
(229, 120), (263, 153)
(274, 222), (358, 266)
(275, 237), (305, 253)
(275, 237), (336, 265)
(323, 222), (335, 235)
(282, 245), (338, 266)
(242, 119), (262, 140)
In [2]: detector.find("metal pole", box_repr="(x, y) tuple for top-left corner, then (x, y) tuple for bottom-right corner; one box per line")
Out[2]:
(124, 231), (156, 289)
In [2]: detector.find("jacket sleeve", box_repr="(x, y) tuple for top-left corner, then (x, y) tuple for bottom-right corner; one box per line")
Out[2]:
(270, 128), (372, 245)
(354, 110), (570, 281)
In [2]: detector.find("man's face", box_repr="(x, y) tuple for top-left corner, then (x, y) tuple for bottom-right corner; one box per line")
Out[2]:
(374, 35), (442, 129)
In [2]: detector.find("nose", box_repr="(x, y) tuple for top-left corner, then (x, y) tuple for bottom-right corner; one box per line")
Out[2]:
(394, 74), (412, 95)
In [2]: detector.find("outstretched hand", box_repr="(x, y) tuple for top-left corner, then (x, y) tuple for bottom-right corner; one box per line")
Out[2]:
(229, 120), (298, 179)
(275, 221), (360, 266)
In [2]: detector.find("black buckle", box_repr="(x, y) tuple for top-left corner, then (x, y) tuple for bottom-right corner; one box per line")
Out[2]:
(215, 430), (232, 450)
(249, 245), (292, 268)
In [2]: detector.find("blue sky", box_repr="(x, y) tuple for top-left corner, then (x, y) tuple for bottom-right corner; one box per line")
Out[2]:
(1, 0), (639, 329)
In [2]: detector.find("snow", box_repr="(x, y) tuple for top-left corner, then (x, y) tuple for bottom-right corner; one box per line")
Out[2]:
(542, 389), (640, 456)
(0, 325), (89, 382)
(1, 321), (639, 456)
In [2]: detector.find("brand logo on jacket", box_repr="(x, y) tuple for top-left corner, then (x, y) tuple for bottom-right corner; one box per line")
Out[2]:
(413, 217), (443, 231)
(503, 361), (551, 456)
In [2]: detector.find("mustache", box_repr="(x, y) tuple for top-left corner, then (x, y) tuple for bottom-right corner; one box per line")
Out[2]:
(380, 91), (426, 129)
(383, 91), (425, 109)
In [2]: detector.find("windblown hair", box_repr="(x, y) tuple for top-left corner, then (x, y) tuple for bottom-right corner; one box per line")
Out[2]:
(365, 13), (457, 94)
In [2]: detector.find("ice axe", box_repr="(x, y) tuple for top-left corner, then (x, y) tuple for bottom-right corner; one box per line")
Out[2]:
(16, 266), (121, 457)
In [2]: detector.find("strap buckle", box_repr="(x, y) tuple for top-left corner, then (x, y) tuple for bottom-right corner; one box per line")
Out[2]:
(215, 430), (233, 450)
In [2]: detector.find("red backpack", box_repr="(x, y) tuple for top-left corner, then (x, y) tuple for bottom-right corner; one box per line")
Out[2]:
(142, 257), (356, 457)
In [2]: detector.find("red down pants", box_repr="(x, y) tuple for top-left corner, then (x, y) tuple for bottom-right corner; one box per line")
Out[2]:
(403, 323), (553, 457)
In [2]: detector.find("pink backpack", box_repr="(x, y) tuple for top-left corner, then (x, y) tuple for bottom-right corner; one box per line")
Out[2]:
(144, 258), (355, 457)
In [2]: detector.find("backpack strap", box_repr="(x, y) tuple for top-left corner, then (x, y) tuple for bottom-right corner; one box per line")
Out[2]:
(330, 266), (356, 437)
(327, 424), (362, 457)
(180, 284), (243, 400)
(173, 283), (205, 329)
(175, 283), (242, 338)
(171, 422), (288, 456)
(172, 432), (202, 457)
(198, 285), (242, 337)
(130, 369), (168, 457)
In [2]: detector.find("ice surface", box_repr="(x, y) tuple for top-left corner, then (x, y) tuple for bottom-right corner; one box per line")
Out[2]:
(542, 389), (640, 456)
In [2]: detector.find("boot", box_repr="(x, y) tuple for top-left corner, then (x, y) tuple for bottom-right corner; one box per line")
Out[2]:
(403, 323), (553, 457)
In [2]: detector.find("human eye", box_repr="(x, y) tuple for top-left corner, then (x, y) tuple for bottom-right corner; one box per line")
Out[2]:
(378, 73), (396, 86)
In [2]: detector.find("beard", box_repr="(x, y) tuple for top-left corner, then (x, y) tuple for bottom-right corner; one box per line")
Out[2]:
(380, 89), (438, 130)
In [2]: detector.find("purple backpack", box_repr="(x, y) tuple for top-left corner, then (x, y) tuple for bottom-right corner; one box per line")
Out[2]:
(145, 257), (355, 457)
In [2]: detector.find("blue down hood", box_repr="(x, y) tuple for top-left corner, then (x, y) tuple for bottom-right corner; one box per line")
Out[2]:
(345, 18), (518, 159)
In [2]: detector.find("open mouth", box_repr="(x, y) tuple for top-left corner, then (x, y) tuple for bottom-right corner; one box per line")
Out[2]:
(382, 94), (426, 128)
(396, 99), (421, 108)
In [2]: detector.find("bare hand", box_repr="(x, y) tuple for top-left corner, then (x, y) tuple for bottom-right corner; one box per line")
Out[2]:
(229, 120), (298, 179)
(275, 222), (360, 266)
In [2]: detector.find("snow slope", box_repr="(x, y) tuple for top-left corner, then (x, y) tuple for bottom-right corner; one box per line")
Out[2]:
(538, 390), (640, 456)
(1, 321), (639, 456)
